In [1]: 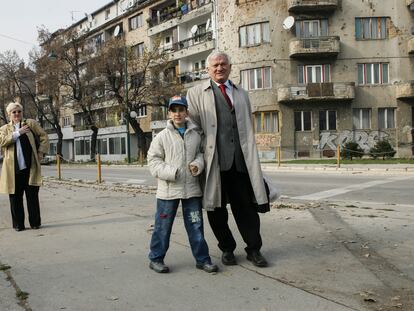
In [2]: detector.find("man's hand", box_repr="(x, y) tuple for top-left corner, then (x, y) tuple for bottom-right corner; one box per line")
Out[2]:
(189, 164), (198, 176)
(19, 125), (30, 135)
(37, 152), (44, 161)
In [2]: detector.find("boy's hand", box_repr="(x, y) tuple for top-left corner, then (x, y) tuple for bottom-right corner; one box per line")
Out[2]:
(189, 164), (198, 176)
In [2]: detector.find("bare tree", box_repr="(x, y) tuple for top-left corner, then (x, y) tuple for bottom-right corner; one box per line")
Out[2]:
(90, 36), (182, 159)
(36, 26), (100, 161)
(0, 50), (40, 126)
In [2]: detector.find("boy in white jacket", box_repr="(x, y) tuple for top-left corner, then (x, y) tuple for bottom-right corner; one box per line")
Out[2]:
(147, 96), (218, 274)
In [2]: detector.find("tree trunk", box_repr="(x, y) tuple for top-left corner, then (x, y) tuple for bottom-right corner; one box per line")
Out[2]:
(129, 118), (146, 157)
(90, 125), (98, 162)
(56, 126), (63, 158)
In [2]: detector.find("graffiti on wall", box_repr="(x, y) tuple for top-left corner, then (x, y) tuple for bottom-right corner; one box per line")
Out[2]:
(319, 130), (390, 152)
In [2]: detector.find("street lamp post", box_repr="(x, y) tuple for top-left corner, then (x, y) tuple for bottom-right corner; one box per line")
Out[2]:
(124, 46), (131, 164)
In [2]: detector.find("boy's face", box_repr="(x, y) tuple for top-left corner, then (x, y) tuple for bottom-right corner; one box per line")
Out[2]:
(168, 105), (188, 127)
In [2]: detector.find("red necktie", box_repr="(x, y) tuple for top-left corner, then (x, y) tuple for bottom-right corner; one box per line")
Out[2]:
(218, 84), (233, 109)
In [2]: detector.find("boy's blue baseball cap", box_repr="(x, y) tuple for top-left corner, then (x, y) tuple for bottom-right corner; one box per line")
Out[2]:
(168, 96), (188, 109)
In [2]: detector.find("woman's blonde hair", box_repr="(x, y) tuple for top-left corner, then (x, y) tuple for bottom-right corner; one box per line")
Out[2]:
(6, 102), (23, 115)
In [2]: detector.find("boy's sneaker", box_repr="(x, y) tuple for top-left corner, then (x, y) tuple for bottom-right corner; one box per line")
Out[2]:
(196, 262), (219, 273)
(149, 261), (169, 273)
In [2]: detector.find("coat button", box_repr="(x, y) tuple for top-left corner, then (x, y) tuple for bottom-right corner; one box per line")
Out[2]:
(211, 124), (215, 127)
(209, 146), (213, 149)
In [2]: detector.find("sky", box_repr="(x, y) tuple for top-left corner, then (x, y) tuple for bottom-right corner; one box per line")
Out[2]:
(0, 0), (111, 63)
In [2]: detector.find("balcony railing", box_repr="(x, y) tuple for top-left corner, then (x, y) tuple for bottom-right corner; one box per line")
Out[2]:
(408, 37), (414, 54)
(147, 0), (212, 28)
(396, 81), (414, 99)
(179, 70), (209, 84)
(288, 0), (338, 13)
(173, 31), (213, 52)
(289, 36), (340, 58)
(278, 82), (355, 103)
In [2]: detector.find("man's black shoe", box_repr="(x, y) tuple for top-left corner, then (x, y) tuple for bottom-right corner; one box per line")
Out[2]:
(196, 262), (219, 273)
(221, 251), (237, 265)
(14, 227), (25, 232)
(246, 251), (268, 267)
(149, 261), (169, 273)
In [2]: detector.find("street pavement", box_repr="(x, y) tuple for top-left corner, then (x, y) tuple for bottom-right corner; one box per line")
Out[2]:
(0, 169), (413, 311)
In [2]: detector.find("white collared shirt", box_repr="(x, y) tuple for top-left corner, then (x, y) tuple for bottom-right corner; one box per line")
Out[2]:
(212, 80), (234, 105)
(12, 123), (27, 170)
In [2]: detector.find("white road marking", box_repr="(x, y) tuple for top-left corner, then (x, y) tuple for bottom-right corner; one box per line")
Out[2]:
(291, 176), (413, 201)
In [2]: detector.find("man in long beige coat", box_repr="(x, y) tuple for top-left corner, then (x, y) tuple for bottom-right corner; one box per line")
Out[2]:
(187, 51), (269, 267)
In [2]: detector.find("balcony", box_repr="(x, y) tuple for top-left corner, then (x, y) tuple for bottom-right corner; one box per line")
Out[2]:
(396, 81), (414, 99)
(147, 0), (213, 37)
(150, 111), (168, 130)
(408, 37), (414, 54)
(168, 32), (215, 60)
(289, 36), (340, 58)
(278, 82), (355, 103)
(179, 70), (209, 86)
(288, 0), (338, 13)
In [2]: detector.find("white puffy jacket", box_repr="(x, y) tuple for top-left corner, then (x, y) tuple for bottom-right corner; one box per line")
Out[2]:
(147, 119), (204, 200)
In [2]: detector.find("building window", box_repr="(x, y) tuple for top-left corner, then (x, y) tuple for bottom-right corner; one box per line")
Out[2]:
(319, 110), (337, 131)
(129, 13), (143, 30)
(93, 33), (104, 49)
(378, 108), (395, 129)
(109, 137), (126, 155)
(254, 111), (279, 133)
(294, 111), (312, 131)
(239, 22), (270, 47)
(133, 42), (144, 57)
(49, 142), (57, 156)
(75, 139), (91, 155)
(131, 72), (145, 89)
(353, 108), (371, 129)
(355, 17), (388, 40)
(298, 64), (331, 84)
(240, 67), (271, 90)
(358, 63), (389, 85)
(137, 105), (147, 117)
(97, 138), (108, 155)
(105, 9), (110, 20)
(63, 116), (71, 127)
(295, 19), (328, 38)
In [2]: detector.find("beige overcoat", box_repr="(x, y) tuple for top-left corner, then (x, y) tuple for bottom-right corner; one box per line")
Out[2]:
(0, 119), (49, 194)
(187, 80), (268, 211)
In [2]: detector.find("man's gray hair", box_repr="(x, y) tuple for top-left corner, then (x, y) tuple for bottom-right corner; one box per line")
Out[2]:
(6, 102), (23, 115)
(206, 51), (232, 67)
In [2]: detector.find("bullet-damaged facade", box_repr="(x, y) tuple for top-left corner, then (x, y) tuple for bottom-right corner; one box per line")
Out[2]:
(217, 0), (414, 159)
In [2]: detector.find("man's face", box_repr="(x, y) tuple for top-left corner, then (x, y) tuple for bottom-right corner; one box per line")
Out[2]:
(207, 55), (231, 84)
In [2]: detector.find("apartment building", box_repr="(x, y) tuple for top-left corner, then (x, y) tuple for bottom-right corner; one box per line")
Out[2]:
(47, 0), (413, 161)
(46, 0), (216, 162)
(218, 0), (414, 159)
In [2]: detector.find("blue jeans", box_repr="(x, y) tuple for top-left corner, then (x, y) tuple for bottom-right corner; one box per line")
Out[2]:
(149, 197), (211, 265)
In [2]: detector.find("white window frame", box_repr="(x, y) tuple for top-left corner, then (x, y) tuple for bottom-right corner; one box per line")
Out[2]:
(129, 13), (143, 30)
(239, 22), (270, 47)
(353, 108), (372, 129)
(319, 110), (337, 131)
(378, 108), (395, 129)
(294, 111), (312, 132)
(254, 111), (279, 133)
(133, 42), (144, 57)
(137, 105), (147, 118)
(358, 63), (389, 85)
(240, 67), (272, 90)
(63, 116), (71, 127)
(298, 64), (331, 84)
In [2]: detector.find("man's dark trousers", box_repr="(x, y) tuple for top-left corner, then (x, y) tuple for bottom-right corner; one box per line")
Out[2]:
(207, 164), (262, 254)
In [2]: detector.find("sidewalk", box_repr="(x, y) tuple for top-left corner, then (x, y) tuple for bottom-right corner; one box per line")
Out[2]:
(261, 163), (414, 174)
(0, 181), (413, 311)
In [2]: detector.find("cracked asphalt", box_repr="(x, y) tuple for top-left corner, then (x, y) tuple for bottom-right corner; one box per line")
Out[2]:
(0, 179), (413, 311)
